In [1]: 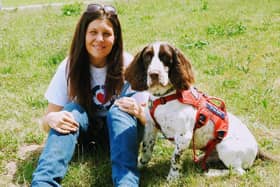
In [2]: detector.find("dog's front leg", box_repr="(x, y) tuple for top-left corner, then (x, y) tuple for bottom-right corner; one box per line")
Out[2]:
(138, 122), (158, 168)
(167, 131), (192, 180)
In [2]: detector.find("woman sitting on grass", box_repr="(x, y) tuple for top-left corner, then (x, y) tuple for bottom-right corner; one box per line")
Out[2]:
(31, 3), (148, 187)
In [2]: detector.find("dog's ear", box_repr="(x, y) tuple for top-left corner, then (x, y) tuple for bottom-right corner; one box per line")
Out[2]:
(169, 47), (195, 90)
(125, 47), (148, 91)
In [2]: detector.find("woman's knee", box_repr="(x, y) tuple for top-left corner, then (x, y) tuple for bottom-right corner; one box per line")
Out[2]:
(63, 102), (84, 113)
(107, 105), (137, 127)
(63, 102), (89, 131)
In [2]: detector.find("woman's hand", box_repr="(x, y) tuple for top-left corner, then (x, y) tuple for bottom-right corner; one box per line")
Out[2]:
(44, 111), (79, 134)
(114, 97), (146, 125)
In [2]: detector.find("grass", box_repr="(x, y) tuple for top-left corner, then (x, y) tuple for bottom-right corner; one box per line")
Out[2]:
(0, 0), (280, 186)
(1, 0), (96, 7)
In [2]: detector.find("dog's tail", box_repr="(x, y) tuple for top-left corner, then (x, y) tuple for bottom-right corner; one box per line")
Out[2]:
(257, 148), (280, 162)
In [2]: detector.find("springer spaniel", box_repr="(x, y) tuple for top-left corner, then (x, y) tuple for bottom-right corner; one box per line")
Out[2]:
(125, 41), (260, 180)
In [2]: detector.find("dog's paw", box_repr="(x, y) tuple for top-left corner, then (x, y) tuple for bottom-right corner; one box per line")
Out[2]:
(204, 169), (229, 177)
(233, 167), (246, 175)
(167, 169), (180, 181)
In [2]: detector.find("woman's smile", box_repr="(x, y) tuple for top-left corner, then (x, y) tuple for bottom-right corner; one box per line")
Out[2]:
(86, 18), (115, 67)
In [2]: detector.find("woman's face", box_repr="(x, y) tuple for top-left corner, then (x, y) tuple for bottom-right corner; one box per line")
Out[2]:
(85, 18), (115, 67)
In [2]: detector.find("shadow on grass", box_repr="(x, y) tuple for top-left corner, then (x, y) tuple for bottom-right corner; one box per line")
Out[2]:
(14, 144), (228, 186)
(139, 154), (227, 187)
(139, 159), (170, 186)
(14, 143), (112, 186)
(138, 157), (198, 186)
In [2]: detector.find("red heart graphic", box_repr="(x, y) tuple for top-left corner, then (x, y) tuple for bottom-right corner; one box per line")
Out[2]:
(96, 93), (105, 103)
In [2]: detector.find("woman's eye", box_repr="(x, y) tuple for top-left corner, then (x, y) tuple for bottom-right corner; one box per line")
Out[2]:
(103, 32), (111, 37)
(90, 30), (97, 35)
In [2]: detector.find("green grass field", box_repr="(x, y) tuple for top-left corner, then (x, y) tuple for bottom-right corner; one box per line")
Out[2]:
(0, 0), (279, 186)
(1, 0), (90, 7)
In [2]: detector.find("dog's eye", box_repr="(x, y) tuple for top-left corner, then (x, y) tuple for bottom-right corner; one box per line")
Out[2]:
(143, 51), (153, 66)
(159, 53), (172, 66)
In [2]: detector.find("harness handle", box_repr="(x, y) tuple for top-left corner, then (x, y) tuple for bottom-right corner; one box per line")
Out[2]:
(206, 97), (226, 112)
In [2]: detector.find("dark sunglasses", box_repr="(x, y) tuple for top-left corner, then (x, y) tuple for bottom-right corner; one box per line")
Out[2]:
(86, 4), (117, 15)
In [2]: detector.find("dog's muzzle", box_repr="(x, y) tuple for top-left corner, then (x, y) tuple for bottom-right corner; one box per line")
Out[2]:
(148, 71), (168, 87)
(149, 73), (160, 85)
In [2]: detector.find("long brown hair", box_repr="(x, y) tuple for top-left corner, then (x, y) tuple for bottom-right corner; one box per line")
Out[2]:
(67, 5), (124, 116)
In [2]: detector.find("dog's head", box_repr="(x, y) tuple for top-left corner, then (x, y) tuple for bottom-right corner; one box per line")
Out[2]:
(125, 41), (195, 96)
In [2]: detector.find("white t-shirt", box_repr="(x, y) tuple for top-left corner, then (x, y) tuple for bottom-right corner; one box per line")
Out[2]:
(45, 52), (149, 114)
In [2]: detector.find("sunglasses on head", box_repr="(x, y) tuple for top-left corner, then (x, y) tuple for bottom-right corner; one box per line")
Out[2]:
(86, 4), (117, 15)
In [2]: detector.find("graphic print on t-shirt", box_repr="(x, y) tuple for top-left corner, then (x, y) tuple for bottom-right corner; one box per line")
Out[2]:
(92, 85), (114, 112)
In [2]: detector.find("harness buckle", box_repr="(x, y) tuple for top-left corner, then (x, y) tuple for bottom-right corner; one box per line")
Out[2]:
(159, 97), (167, 104)
(217, 131), (225, 140)
(197, 113), (206, 128)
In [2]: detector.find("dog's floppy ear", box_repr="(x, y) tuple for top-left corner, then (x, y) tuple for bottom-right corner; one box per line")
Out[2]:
(169, 47), (195, 90)
(125, 47), (148, 91)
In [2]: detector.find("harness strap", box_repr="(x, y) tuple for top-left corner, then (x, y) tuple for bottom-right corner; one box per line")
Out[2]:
(179, 87), (201, 108)
(193, 115), (227, 170)
(149, 93), (179, 131)
(200, 138), (221, 170)
(149, 88), (200, 130)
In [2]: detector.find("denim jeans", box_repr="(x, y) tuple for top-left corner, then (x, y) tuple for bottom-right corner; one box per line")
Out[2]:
(107, 105), (143, 187)
(31, 102), (89, 187)
(31, 102), (143, 187)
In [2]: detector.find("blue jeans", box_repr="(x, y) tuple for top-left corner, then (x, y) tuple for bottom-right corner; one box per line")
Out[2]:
(31, 102), (89, 187)
(31, 102), (143, 187)
(107, 105), (143, 187)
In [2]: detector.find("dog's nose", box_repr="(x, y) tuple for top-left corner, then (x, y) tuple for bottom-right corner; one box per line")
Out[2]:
(149, 73), (159, 82)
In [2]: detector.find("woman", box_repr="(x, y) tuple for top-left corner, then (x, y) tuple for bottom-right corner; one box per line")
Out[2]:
(31, 4), (148, 187)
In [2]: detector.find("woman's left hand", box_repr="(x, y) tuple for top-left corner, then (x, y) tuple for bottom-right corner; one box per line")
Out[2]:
(114, 97), (146, 124)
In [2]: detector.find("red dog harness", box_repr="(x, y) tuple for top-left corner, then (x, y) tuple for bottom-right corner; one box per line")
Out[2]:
(148, 87), (229, 170)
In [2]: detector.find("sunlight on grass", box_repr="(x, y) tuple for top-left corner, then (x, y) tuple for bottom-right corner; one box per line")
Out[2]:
(0, 0), (279, 186)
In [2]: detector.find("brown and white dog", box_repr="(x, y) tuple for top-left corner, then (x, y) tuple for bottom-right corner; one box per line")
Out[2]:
(125, 41), (265, 180)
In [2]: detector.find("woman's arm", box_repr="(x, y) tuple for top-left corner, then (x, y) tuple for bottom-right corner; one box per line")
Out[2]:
(134, 103), (147, 125)
(41, 103), (63, 132)
(41, 103), (79, 134)
(114, 97), (147, 125)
